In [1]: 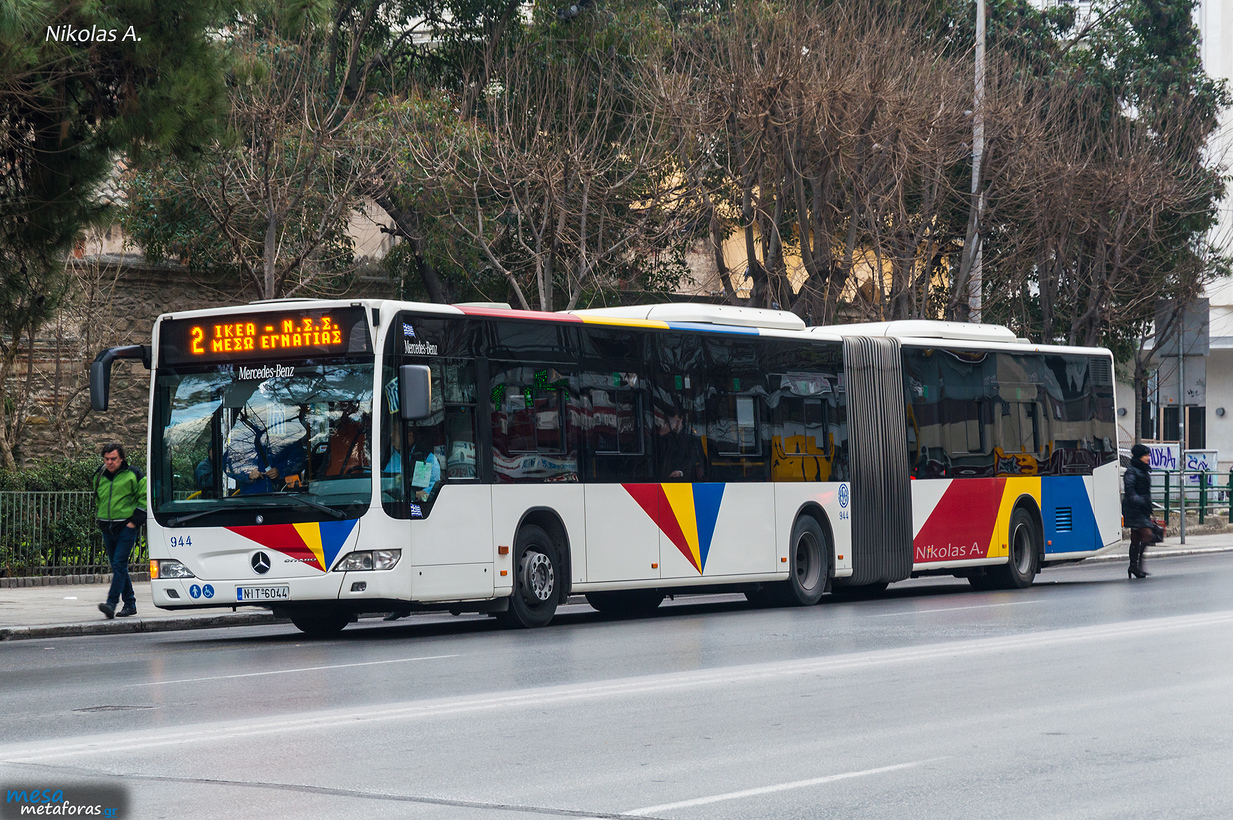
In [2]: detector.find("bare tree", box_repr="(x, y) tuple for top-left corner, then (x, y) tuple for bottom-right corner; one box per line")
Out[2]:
(126, 21), (397, 300)
(398, 36), (691, 311)
(656, 3), (974, 322)
(981, 85), (1224, 347)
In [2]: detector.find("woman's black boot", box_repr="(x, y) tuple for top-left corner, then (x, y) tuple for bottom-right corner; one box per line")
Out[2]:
(1129, 544), (1148, 579)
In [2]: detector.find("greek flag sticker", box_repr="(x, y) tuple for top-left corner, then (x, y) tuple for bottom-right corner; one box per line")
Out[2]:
(403, 322), (416, 338)
(384, 378), (400, 413)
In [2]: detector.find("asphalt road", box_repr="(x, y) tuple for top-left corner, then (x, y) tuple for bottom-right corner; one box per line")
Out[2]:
(2, 553), (1231, 820)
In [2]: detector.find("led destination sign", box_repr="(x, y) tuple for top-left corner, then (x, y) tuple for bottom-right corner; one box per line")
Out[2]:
(196, 316), (342, 354)
(160, 307), (371, 366)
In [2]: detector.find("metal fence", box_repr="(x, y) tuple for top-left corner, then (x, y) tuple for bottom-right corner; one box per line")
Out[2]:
(1153, 470), (1233, 526)
(0, 491), (148, 577)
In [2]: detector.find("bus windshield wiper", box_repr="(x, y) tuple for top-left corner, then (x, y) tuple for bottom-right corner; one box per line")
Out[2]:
(167, 495), (346, 525)
(167, 509), (221, 527)
(222, 492), (349, 520)
(267, 494), (347, 519)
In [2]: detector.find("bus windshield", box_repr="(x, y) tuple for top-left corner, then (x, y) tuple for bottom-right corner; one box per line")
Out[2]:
(152, 359), (375, 526)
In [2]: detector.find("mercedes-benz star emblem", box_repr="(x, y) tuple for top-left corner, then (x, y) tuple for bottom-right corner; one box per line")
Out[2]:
(251, 552), (271, 575)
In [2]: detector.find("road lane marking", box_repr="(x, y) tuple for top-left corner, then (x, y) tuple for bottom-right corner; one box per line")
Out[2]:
(124, 654), (459, 687)
(870, 600), (1045, 617)
(6, 609), (1233, 763)
(626, 759), (944, 815)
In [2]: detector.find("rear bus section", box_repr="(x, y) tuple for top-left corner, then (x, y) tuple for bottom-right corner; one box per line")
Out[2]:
(812, 321), (1123, 591)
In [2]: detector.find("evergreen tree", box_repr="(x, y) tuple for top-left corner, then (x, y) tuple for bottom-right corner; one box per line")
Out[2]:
(0, 0), (240, 469)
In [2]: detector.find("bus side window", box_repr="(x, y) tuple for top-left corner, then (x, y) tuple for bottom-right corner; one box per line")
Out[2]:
(445, 409), (477, 479)
(579, 328), (654, 482)
(443, 361), (478, 480)
(773, 396), (827, 457)
(382, 357), (473, 518)
(489, 364), (578, 483)
(585, 384), (650, 483)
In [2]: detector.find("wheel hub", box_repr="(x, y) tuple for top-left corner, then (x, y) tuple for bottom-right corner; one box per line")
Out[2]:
(520, 550), (555, 603)
(795, 532), (821, 588)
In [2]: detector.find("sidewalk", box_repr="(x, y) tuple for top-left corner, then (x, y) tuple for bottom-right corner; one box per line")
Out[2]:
(0, 581), (282, 641)
(3, 535), (1232, 641)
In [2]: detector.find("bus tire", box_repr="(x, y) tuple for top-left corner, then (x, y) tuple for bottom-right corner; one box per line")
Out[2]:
(500, 525), (560, 628)
(748, 516), (829, 607)
(289, 608), (351, 635)
(987, 507), (1039, 589)
(585, 589), (665, 617)
(783, 515), (828, 605)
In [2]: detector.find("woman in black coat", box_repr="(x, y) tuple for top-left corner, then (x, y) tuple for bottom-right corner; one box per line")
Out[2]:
(1123, 443), (1154, 579)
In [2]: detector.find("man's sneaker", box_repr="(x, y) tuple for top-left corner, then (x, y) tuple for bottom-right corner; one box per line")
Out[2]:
(117, 604), (137, 617)
(98, 602), (116, 619)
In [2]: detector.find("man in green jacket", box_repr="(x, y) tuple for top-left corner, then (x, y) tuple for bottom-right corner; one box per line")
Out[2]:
(94, 442), (146, 619)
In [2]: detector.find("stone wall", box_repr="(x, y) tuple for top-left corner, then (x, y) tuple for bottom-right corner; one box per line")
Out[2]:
(14, 257), (395, 465)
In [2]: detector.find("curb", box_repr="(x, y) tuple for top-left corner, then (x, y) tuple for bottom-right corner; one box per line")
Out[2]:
(0, 612), (286, 641)
(1085, 545), (1233, 563)
(0, 572), (152, 589)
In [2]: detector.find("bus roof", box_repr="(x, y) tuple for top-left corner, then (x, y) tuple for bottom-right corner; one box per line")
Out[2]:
(155, 300), (1106, 356)
(567, 304), (806, 332)
(155, 299), (815, 339)
(810, 319), (1019, 343)
(808, 320), (1111, 357)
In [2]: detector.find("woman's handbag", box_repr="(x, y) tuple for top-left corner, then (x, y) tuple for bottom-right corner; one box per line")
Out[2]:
(1150, 519), (1165, 545)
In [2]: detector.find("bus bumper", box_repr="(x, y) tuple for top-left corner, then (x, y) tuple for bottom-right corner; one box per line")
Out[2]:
(151, 575), (345, 610)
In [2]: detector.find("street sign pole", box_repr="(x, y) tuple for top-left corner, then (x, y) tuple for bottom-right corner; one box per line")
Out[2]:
(1179, 346), (1185, 544)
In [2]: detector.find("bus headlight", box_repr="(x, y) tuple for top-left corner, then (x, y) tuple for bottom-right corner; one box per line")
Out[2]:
(155, 559), (195, 579)
(336, 550), (401, 571)
(373, 549), (401, 570)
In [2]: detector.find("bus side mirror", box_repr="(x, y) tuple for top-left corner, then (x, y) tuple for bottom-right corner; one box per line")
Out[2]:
(90, 345), (151, 411)
(399, 364), (432, 421)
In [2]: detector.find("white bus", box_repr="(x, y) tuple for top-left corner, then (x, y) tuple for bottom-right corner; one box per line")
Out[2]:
(90, 300), (1122, 634)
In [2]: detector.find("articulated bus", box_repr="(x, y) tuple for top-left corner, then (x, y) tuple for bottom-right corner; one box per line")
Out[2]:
(90, 300), (1122, 634)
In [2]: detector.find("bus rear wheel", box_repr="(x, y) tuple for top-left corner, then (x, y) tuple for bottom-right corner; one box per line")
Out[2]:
(289, 608), (351, 635)
(747, 516), (828, 607)
(585, 589), (665, 617)
(785, 516), (828, 605)
(987, 507), (1039, 589)
(500, 525), (561, 628)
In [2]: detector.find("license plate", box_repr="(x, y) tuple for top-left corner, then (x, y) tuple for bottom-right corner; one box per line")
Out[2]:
(236, 585), (290, 602)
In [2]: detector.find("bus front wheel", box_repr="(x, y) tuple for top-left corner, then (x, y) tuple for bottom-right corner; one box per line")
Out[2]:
(500, 525), (560, 628)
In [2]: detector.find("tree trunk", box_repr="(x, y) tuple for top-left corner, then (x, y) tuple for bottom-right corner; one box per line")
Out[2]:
(371, 193), (450, 303)
(0, 343), (20, 471)
(263, 211), (279, 300)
